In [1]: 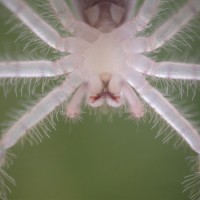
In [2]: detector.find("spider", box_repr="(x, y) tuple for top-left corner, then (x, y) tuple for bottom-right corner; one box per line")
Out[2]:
(0, 0), (200, 199)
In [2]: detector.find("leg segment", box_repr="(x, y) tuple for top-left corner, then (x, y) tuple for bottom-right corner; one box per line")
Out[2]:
(0, 71), (83, 197)
(0, 0), (65, 51)
(0, 60), (64, 78)
(0, 54), (84, 78)
(121, 67), (200, 154)
(145, 0), (200, 51)
(49, 0), (75, 29)
(108, 75), (144, 117)
(0, 0), (90, 52)
(128, 54), (200, 80)
(125, 0), (137, 21)
(0, 72), (83, 150)
(134, 0), (161, 31)
(49, 0), (100, 42)
(123, 37), (150, 53)
(66, 83), (88, 119)
(122, 81), (144, 118)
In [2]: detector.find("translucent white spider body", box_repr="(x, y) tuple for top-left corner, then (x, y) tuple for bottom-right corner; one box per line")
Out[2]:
(0, 0), (200, 199)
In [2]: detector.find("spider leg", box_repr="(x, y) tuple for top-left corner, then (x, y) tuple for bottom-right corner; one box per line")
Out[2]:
(121, 67), (200, 154)
(0, 55), (83, 78)
(125, 0), (137, 21)
(48, 0), (75, 28)
(105, 1), (161, 43)
(145, 0), (200, 51)
(0, 60), (64, 78)
(134, 0), (161, 31)
(0, 0), (90, 52)
(0, 0), (63, 51)
(128, 54), (200, 80)
(66, 83), (88, 119)
(122, 81), (144, 118)
(108, 75), (144, 118)
(0, 72), (83, 156)
(49, 0), (100, 42)
(123, 36), (150, 53)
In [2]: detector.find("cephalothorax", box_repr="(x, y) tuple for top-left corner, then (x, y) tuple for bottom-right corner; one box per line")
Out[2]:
(0, 0), (200, 199)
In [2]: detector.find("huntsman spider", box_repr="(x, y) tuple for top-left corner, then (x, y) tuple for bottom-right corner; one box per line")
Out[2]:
(0, 0), (200, 199)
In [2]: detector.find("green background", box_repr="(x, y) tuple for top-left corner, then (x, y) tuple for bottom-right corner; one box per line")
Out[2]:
(0, 1), (199, 200)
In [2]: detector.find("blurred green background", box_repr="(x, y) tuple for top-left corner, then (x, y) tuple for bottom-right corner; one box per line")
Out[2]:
(0, 1), (199, 200)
